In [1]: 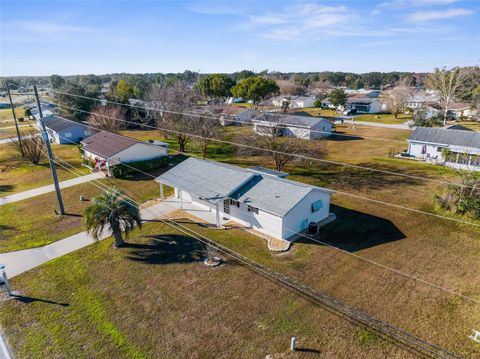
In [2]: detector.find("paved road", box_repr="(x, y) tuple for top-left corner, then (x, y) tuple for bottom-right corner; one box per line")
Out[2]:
(0, 201), (175, 278)
(0, 124), (31, 130)
(0, 133), (39, 145)
(344, 118), (413, 130)
(0, 172), (104, 206)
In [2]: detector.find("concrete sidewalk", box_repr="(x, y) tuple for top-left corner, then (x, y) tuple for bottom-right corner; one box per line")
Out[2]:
(0, 201), (177, 278)
(0, 172), (104, 206)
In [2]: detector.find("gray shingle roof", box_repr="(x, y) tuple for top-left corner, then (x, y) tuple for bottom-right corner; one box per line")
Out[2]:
(45, 116), (86, 132)
(253, 113), (329, 129)
(408, 127), (480, 149)
(155, 157), (333, 216)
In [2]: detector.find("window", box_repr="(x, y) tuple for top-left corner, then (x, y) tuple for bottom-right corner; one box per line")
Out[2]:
(311, 200), (323, 213)
(248, 205), (259, 214)
(64, 132), (72, 138)
(84, 130), (91, 136)
(229, 199), (240, 207)
(437, 147), (442, 152)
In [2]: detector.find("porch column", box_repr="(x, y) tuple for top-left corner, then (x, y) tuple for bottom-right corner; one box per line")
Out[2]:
(159, 183), (164, 200)
(179, 190), (183, 209)
(215, 202), (220, 227)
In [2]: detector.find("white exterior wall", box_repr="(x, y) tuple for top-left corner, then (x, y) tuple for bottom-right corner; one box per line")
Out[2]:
(108, 143), (167, 164)
(407, 141), (444, 161)
(281, 190), (331, 239)
(292, 98), (315, 108)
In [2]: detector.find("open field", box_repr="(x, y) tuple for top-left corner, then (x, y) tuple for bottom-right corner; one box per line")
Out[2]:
(0, 108), (25, 121)
(354, 113), (411, 124)
(301, 107), (338, 118)
(0, 124), (36, 139)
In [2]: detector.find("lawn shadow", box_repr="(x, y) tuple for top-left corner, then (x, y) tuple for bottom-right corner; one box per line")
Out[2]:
(125, 234), (204, 265)
(12, 294), (69, 307)
(0, 184), (15, 193)
(296, 205), (406, 252)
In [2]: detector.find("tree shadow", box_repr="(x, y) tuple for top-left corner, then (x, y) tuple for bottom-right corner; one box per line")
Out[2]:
(327, 130), (364, 141)
(11, 294), (69, 307)
(295, 348), (321, 354)
(0, 184), (15, 193)
(125, 234), (205, 265)
(296, 205), (406, 252)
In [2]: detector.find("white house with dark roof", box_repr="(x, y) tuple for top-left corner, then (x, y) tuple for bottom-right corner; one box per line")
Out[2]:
(272, 96), (315, 109)
(252, 113), (333, 139)
(406, 127), (480, 171)
(81, 131), (168, 174)
(155, 157), (335, 241)
(346, 96), (381, 114)
(43, 116), (94, 144)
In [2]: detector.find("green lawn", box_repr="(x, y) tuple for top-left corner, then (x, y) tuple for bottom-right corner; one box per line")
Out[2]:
(0, 108), (25, 121)
(0, 142), (89, 195)
(353, 113), (412, 124)
(0, 168), (172, 253)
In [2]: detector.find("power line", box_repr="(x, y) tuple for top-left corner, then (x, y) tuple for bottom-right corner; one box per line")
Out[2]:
(8, 83), (410, 144)
(44, 130), (480, 305)
(33, 151), (462, 358)
(45, 99), (476, 192)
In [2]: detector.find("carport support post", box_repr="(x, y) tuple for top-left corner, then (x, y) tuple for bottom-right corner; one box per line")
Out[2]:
(34, 85), (65, 215)
(159, 183), (164, 200)
(215, 202), (220, 227)
(179, 190), (183, 209)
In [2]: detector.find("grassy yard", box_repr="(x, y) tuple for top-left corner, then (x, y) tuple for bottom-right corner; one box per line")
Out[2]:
(0, 142), (90, 195)
(353, 113), (411, 124)
(2, 126), (479, 356)
(0, 108), (26, 121)
(0, 165), (173, 253)
(301, 107), (338, 118)
(450, 121), (480, 131)
(1, 217), (479, 358)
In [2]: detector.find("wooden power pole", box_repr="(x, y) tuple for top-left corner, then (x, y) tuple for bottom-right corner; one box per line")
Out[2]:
(34, 85), (65, 215)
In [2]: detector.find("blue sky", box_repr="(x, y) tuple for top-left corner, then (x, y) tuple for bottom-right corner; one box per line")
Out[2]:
(1, 0), (479, 76)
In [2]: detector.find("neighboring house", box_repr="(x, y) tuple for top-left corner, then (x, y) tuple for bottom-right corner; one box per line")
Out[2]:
(81, 131), (168, 175)
(321, 98), (336, 109)
(406, 127), (480, 171)
(447, 102), (476, 120)
(155, 157), (335, 240)
(272, 96), (315, 109)
(25, 101), (55, 120)
(252, 113), (333, 139)
(220, 108), (259, 126)
(346, 96), (382, 114)
(43, 116), (94, 144)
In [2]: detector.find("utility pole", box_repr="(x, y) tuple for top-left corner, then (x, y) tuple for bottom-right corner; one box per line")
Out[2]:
(34, 85), (65, 215)
(6, 83), (24, 157)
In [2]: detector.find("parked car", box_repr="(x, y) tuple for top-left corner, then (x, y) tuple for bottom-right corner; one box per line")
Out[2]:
(342, 109), (357, 116)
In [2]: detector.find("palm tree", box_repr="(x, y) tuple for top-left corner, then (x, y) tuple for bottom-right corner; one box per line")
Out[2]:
(84, 188), (142, 248)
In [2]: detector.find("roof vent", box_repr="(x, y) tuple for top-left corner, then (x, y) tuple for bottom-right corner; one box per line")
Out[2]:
(274, 194), (280, 199)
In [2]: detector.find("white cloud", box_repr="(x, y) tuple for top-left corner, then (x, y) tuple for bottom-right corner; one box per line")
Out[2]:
(14, 21), (94, 34)
(377, 0), (458, 9)
(407, 8), (473, 22)
(239, 3), (361, 41)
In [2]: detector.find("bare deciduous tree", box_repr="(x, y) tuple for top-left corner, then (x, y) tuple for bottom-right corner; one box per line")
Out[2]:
(86, 105), (127, 134)
(427, 67), (467, 125)
(276, 80), (306, 96)
(148, 80), (199, 152)
(8, 130), (45, 164)
(386, 86), (410, 118)
(193, 109), (220, 159)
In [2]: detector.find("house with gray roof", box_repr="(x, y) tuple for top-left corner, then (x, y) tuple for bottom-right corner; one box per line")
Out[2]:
(44, 116), (94, 144)
(252, 113), (333, 139)
(406, 127), (480, 171)
(346, 96), (381, 114)
(155, 157), (335, 240)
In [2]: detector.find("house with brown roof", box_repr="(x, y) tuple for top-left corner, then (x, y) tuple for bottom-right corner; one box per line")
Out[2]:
(80, 131), (168, 175)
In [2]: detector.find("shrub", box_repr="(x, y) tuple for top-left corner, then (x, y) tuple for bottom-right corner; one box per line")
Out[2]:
(110, 156), (168, 178)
